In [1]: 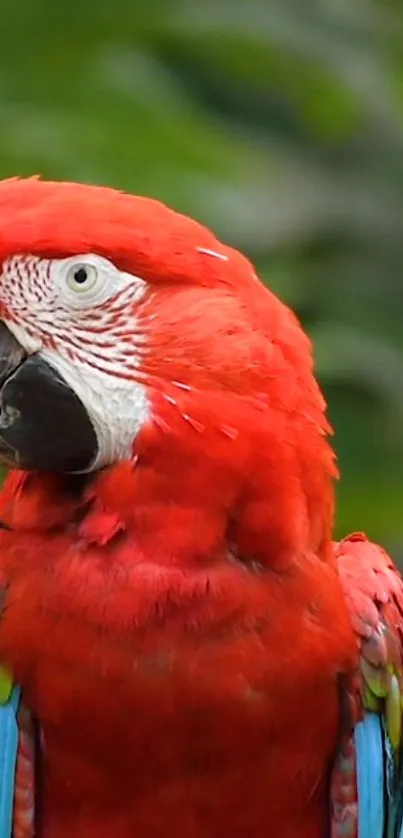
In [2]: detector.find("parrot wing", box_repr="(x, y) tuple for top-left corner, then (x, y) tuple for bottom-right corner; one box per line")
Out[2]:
(331, 532), (403, 838)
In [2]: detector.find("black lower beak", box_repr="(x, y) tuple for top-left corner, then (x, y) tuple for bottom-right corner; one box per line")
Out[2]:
(0, 322), (98, 472)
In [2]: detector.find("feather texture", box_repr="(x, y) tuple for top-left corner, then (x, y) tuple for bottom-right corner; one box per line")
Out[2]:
(0, 465), (354, 838)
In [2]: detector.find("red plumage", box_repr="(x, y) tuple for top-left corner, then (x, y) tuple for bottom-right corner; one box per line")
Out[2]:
(0, 178), (399, 838)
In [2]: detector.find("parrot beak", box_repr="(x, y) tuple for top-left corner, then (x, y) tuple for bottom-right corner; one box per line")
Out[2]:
(0, 321), (98, 471)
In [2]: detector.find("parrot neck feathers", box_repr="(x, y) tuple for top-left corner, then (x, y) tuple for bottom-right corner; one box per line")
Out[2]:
(0, 400), (336, 570)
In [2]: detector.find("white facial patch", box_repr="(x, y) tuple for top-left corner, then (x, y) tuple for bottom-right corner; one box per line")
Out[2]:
(1, 253), (151, 469)
(40, 346), (149, 470)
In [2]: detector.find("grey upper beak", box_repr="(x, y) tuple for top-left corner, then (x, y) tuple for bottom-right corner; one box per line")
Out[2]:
(0, 322), (98, 472)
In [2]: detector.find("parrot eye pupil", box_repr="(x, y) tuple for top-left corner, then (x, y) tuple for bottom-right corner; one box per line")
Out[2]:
(73, 268), (88, 285)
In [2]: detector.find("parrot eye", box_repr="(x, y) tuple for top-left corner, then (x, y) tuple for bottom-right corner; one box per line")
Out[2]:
(34, 252), (146, 311)
(65, 263), (99, 294)
(56, 253), (126, 309)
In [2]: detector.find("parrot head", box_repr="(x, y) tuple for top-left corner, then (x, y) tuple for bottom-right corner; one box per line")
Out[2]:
(0, 176), (335, 563)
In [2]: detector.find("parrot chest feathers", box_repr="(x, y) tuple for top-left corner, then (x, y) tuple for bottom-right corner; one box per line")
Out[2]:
(0, 472), (357, 838)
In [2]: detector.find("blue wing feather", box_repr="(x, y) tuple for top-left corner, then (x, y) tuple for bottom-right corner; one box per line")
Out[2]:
(355, 713), (384, 838)
(0, 685), (20, 838)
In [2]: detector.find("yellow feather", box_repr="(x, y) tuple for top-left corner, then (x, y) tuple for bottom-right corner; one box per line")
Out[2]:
(0, 664), (13, 704)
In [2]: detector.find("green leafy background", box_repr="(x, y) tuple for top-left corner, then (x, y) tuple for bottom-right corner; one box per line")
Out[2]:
(1, 0), (402, 554)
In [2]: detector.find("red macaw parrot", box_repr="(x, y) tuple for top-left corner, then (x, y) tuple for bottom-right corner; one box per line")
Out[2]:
(0, 176), (400, 838)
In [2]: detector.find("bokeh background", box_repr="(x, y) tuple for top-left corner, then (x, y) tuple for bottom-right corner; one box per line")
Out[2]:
(1, 0), (403, 553)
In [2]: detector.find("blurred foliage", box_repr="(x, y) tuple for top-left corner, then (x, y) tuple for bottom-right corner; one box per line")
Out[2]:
(0, 0), (402, 549)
